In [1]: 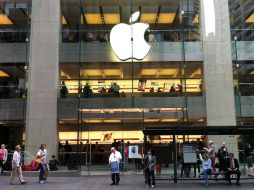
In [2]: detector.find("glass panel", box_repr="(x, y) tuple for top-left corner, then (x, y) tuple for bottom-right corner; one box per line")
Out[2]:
(59, 0), (203, 176)
(0, 0), (31, 153)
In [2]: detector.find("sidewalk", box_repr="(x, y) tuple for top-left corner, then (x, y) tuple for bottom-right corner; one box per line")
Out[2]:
(0, 175), (254, 190)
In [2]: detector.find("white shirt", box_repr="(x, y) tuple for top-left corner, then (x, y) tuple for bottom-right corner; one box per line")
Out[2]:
(4, 149), (8, 161)
(12, 151), (21, 167)
(148, 33), (156, 42)
(113, 84), (120, 92)
(109, 150), (122, 164)
(37, 149), (47, 163)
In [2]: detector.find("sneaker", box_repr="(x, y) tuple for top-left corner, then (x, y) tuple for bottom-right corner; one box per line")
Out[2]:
(39, 181), (44, 184)
(151, 185), (155, 188)
(21, 181), (27, 185)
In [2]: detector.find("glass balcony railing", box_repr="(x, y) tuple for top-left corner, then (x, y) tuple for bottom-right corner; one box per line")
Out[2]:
(61, 29), (201, 43)
(231, 29), (254, 41)
(0, 30), (30, 43)
(0, 85), (27, 99)
(58, 82), (202, 99)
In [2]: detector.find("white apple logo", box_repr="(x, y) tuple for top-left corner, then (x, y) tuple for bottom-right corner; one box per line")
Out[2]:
(110, 11), (150, 61)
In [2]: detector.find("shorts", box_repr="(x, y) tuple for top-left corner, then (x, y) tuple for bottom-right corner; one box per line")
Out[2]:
(246, 156), (253, 168)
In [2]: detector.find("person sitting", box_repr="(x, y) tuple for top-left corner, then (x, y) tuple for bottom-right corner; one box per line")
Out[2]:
(121, 91), (126, 97)
(87, 32), (93, 42)
(108, 85), (114, 94)
(225, 153), (241, 185)
(149, 87), (154, 93)
(99, 87), (106, 94)
(49, 155), (58, 171)
(198, 153), (211, 187)
(157, 87), (162, 93)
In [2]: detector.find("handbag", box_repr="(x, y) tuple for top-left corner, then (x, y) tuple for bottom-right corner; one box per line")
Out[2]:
(35, 158), (42, 164)
(35, 155), (42, 164)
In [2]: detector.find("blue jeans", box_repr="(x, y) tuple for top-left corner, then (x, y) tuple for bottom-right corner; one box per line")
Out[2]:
(38, 163), (46, 181)
(201, 168), (211, 186)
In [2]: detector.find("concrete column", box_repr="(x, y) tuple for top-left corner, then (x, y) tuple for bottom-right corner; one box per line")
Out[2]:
(25, 0), (60, 162)
(200, 0), (238, 156)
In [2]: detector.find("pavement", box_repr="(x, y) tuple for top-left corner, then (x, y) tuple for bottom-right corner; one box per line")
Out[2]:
(0, 175), (254, 190)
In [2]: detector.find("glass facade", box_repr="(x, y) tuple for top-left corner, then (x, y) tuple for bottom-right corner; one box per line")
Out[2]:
(0, 0), (253, 179)
(0, 0), (31, 149)
(58, 0), (206, 175)
(229, 0), (254, 125)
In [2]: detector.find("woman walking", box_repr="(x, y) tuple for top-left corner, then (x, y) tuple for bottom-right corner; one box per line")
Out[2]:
(36, 144), (49, 184)
(245, 143), (254, 176)
(10, 145), (27, 185)
(0, 144), (8, 175)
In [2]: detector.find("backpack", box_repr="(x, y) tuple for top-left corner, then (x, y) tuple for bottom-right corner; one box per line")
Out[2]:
(0, 149), (4, 160)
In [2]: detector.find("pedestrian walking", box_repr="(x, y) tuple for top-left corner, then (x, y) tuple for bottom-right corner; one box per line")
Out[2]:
(10, 145), (27, 185)
(0, 144), (8, 175)
(36, 144), (49, 184)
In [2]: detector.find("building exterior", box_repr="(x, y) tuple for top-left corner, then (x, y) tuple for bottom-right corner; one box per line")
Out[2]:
(0, 0), (253, 176)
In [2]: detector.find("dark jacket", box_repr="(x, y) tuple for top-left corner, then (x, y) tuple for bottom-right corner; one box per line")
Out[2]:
(225, 158), (239, 170)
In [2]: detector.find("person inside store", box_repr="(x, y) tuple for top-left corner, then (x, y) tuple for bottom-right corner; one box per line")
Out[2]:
(83, 83), (91, 98)
(99, 87), (106, 94)
(107, 85), (114, 94)
(225, 153), (241, 185)
(177, 84), (183, 96)
(169, 84), (176, 95)
(121, 91), (126, 97)
(60, 81), (68, 98)
(113, 83), (120, 96)
(149, 87), (154, 93)
(87, 31), (94, 42)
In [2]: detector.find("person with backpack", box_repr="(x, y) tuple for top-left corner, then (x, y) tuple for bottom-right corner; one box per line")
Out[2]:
(0, 144), (8, 175)
(49, 155), (58, 171)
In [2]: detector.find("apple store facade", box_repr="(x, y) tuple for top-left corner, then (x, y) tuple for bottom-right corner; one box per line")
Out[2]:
(0, 0), (254, 176)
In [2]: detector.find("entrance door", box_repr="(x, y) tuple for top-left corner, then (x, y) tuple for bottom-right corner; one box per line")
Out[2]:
(78, 108), (156, 175)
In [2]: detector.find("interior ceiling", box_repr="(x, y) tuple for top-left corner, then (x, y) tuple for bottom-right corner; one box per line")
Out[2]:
(62, 0), (190, 29)
(0, 66), (25, 80)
